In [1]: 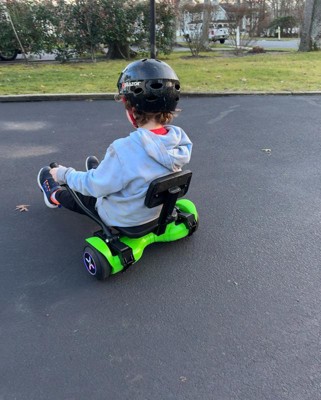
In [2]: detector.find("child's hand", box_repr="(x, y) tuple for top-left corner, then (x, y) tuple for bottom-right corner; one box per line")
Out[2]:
(50, 167), (59, 182)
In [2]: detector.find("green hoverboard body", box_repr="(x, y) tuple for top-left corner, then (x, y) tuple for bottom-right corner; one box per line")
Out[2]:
(83, 199), (198, 279)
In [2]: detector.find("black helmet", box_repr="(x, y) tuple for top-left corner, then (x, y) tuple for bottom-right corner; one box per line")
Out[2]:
(117, 58), (180, 113)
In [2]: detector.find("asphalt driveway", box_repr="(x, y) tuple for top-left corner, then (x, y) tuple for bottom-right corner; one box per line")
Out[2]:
(1, 95), (321, 400)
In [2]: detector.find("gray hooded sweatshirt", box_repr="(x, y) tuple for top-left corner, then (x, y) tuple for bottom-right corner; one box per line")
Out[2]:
(56, 125), (192, 227)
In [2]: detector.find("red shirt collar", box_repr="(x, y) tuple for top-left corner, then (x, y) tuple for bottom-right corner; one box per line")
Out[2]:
(150, 127), (168, 135)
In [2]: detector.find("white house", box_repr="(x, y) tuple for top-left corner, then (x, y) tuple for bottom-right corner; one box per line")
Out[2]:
(179, 0), (229, 37)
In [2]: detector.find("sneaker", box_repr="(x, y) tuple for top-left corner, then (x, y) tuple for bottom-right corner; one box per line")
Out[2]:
(85, 156), (100, 171)
(37, 166), (61, 208)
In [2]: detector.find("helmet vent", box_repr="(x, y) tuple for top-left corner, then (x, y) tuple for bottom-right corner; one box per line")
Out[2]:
(150, 82), (163, 90)
(133, 87), (143, 95)
(175, 83), (180, 91)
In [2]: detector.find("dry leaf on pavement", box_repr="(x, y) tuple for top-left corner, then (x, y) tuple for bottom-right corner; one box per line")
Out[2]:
(15, 204), (30, 212)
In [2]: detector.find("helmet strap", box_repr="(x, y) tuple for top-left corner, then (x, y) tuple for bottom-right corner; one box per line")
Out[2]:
(126, 108), (138, 128)
(121, 96), (138, 128)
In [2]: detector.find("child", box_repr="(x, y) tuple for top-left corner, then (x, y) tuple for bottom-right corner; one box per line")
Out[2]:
(37, 58), (192, 228)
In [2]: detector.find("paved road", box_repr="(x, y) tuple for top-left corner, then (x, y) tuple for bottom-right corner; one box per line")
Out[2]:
(11, 38), (299, 61)
(223, 38), (299, 49)
(252, 38), (299, 49)
(1, 95), (321, 400)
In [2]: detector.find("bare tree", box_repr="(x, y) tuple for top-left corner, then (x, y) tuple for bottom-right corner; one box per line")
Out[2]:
(180, 1), (218, 56)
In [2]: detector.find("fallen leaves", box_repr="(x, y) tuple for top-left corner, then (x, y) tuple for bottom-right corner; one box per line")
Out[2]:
(15, 204), (30, 212)
(80, 73), (96, 78)
(261, 148), (272, 155)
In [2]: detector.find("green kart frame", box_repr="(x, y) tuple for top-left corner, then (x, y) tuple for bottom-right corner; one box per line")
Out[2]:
(66, 170), (198, 280)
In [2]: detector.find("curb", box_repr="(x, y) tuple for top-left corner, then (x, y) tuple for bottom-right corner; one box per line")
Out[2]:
(1, 91), (321, 103)
(0, 93), (116, 102)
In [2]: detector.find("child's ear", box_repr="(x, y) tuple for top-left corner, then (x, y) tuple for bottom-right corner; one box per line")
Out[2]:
(130, 107), (138, 119)
(125, 107), (138, 128)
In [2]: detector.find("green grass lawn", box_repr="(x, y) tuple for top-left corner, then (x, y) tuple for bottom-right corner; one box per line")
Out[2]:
(0, 51), (320, 95)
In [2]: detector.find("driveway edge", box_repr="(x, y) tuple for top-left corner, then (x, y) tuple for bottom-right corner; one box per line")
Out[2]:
(1, 91), (321, 102)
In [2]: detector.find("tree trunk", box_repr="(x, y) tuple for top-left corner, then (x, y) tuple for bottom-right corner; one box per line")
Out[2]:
(299, 0), (321, 50)
(311, 0), (321, 49)
(106, 42), (132, 59)
(299, 0), (314, 50)
(201, 1), (211, 49)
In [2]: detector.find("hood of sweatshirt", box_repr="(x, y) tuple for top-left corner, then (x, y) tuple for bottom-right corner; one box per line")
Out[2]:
(130, 125), (192, 172)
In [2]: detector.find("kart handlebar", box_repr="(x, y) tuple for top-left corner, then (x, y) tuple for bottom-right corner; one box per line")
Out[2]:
(50, 161), (115, 241)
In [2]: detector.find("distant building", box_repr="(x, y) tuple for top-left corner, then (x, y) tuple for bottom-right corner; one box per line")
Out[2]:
(179, 1), (229, 37)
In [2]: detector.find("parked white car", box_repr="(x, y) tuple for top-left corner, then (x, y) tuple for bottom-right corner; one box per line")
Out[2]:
(209, 26), (229, 44)
(0, 48), (20, 61)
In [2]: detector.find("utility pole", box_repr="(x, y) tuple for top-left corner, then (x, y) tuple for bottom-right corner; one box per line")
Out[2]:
(150, 0), (156, 58)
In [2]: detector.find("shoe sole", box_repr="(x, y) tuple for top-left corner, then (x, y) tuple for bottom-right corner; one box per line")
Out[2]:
(85, 156), (90, 171)
(37, 168), (58, 209)
(85, 156), (99, 171)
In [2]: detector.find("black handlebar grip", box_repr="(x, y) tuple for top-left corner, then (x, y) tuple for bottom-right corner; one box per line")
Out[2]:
(50, 162), (59, 168)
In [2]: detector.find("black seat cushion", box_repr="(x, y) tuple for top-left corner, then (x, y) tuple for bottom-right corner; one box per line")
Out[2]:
(114, 218), (159, 238)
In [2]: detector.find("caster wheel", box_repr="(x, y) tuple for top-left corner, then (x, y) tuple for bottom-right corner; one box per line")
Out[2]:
(83, 245), (111, 280)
